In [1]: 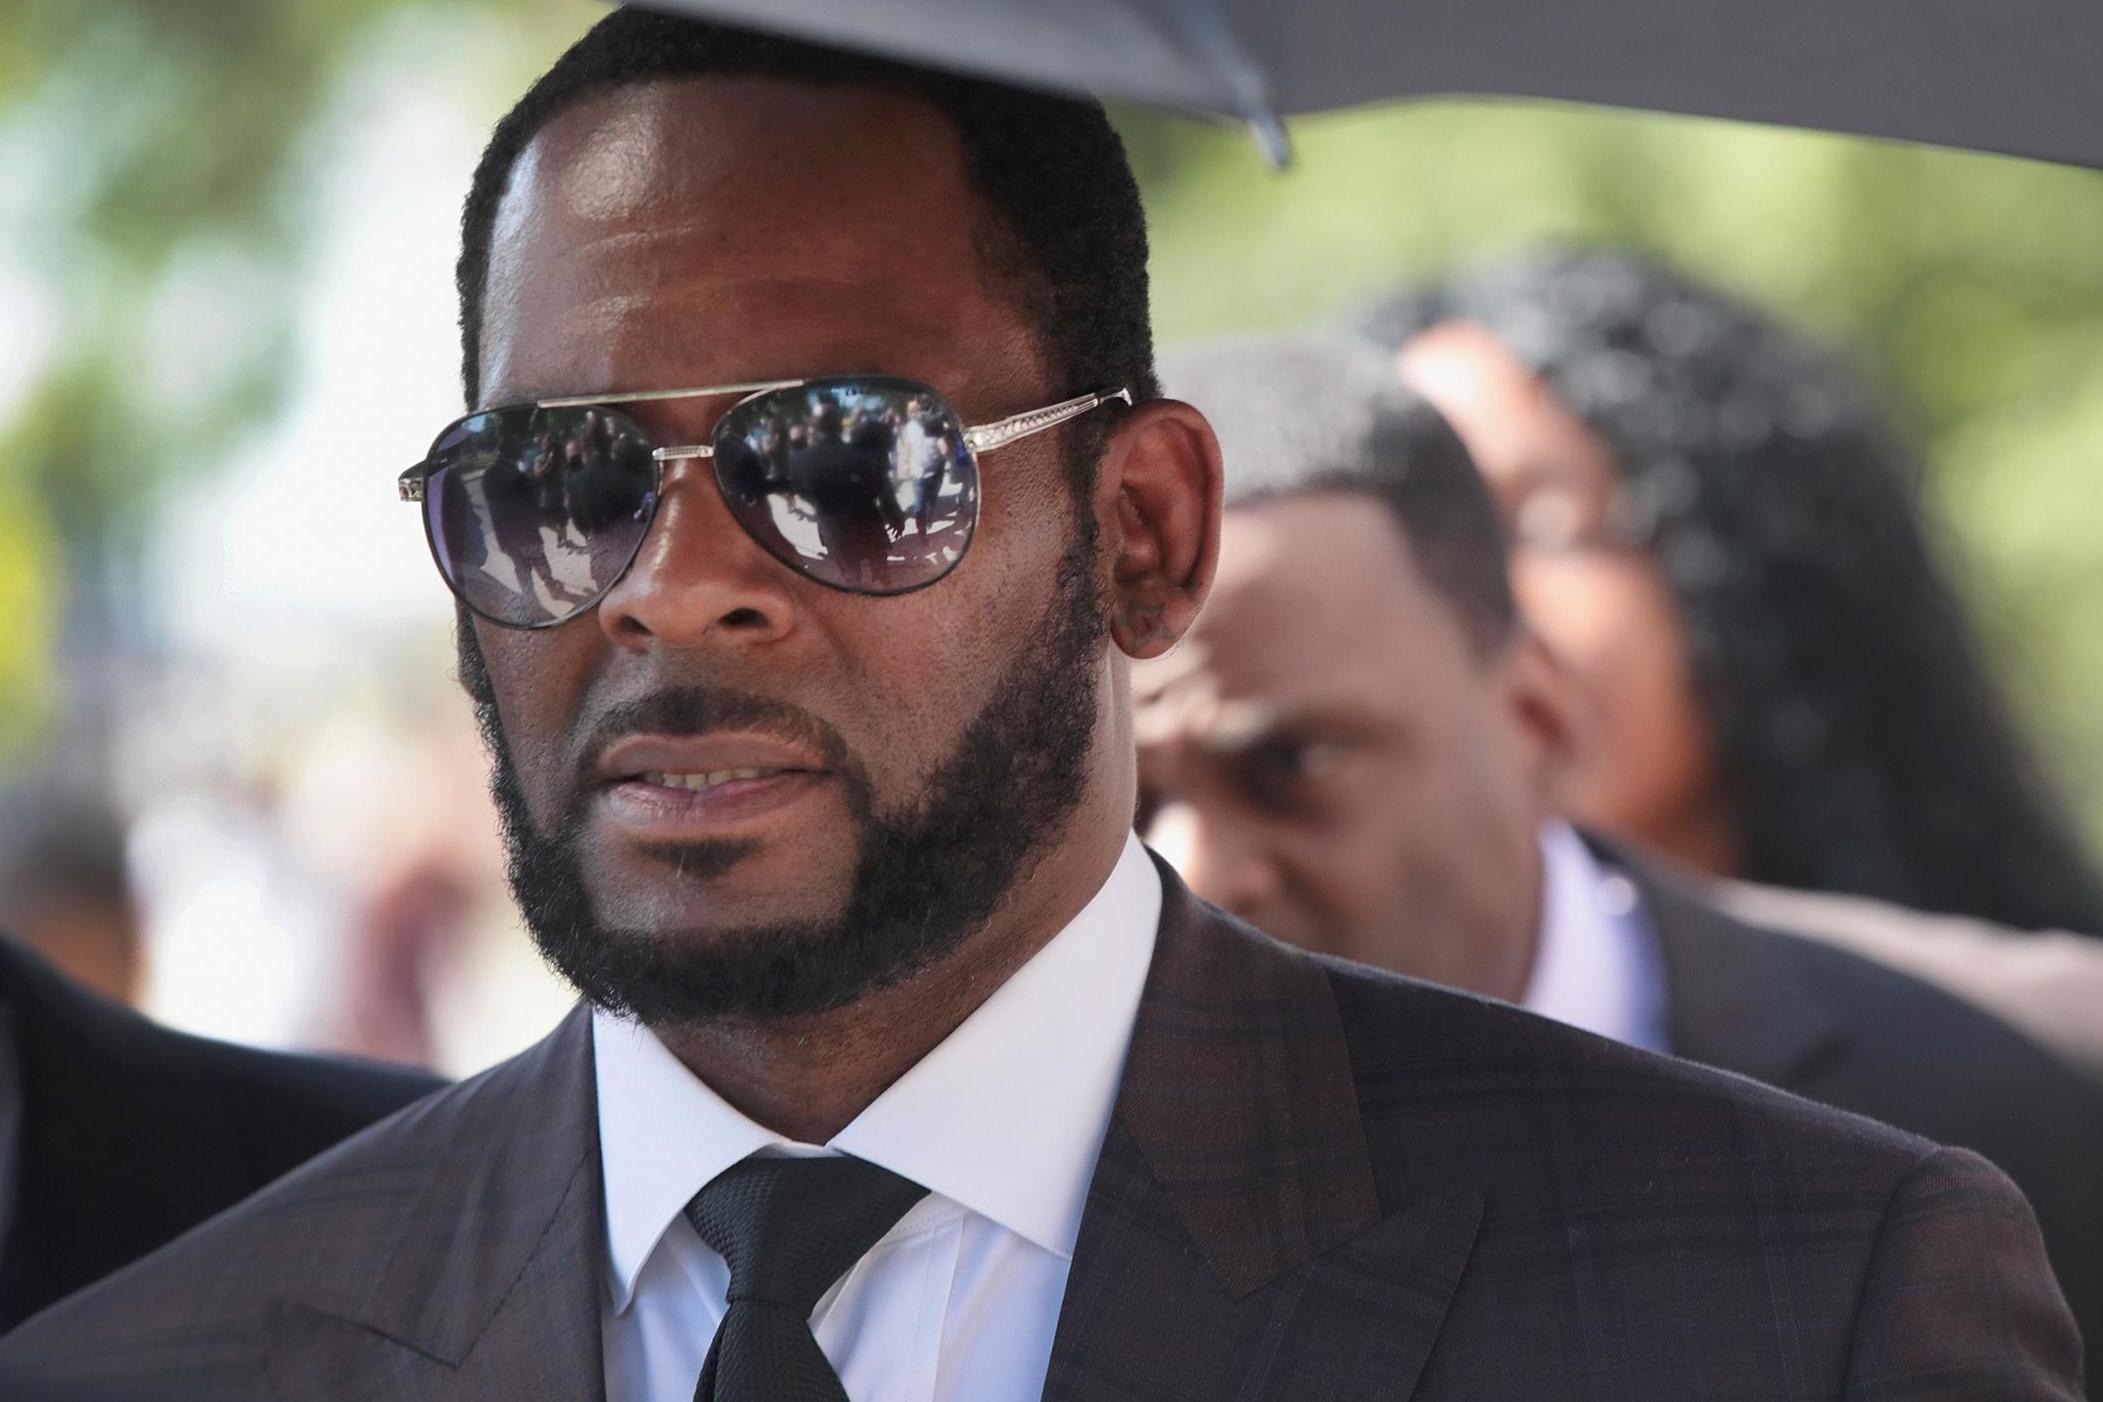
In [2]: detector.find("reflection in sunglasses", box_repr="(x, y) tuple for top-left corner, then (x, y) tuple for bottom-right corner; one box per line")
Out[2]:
(410, 375), (1123, 622)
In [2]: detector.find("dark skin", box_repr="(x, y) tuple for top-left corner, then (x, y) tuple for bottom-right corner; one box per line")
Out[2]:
(1399, 324), (1740, 877)
(1135, 496), (1580, 1003)
(472, 78), (1221, 1142)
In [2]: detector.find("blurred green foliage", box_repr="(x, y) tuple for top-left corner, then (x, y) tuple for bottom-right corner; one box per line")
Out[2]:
(1, 4), (2099, 844)
(0, 0), (426, 527)
(0, 481), (56, 756)
(0, 0), (429, 757)
(0, 0), (593, 761)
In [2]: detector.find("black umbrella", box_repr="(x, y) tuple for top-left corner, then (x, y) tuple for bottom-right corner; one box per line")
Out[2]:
(641, 0), (2103, 170)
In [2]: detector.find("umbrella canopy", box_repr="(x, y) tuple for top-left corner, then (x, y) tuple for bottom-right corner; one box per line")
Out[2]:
(640, 0), (2103, 170)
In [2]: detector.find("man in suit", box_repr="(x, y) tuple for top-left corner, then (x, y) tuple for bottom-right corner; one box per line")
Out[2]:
(0, 932), (442, 1330)
(1142, 332), (2103, 1374)
(2, 11), (2081, 1399)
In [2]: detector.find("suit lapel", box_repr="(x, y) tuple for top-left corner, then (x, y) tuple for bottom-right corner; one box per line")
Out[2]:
(262, 1006), (606, 1402)
(1597, 836), (1847, 1089)
(1045, 860), (1481, 1401)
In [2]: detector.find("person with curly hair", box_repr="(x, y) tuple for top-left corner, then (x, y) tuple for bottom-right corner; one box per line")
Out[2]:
(1376, 249), (2103, 935)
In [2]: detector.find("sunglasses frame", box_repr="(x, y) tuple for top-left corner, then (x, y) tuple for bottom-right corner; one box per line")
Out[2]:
(399, 376), (1132, 625)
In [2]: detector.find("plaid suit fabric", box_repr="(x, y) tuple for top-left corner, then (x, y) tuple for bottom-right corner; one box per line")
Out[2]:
(1621, 839), (2103, 1371)
(1042, 859), (2082, 1400)
(0, 853), (2082, 1399)
(1326, 962), (2081, 1399)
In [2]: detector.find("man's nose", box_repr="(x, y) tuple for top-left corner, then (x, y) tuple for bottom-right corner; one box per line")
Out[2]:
(594, 461), (801, 650)
(1145, 800), (1285, 918)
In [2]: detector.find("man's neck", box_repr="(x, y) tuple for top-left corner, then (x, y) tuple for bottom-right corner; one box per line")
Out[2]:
(1508, 835), (1549, 1005)
(648, 820), (1131, 1144)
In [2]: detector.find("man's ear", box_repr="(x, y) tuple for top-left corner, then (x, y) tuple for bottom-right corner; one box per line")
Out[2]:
(1093, 398), (1221, 659)
(1499, 627), (1594, 821)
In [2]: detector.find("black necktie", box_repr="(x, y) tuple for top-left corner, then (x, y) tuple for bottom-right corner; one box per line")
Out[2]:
(684, 1154), (929, 1402)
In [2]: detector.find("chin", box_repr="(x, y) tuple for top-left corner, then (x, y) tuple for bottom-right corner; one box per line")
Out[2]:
(588, 873), (851, 944)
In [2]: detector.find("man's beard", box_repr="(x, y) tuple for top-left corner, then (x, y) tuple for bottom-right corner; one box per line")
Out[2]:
(461, 522), (1106, 1026)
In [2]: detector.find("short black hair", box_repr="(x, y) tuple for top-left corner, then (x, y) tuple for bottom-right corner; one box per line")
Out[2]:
(1161, 333), (1516, 655)
(456, 5), (1158, 479)
(1360, 247), (2103, 934)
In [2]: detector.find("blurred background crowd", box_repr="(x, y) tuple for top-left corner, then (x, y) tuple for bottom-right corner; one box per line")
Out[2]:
(3, 0), (2101, 1077)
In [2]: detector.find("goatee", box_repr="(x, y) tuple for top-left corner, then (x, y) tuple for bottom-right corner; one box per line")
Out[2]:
(460, 521), (1106, 1024)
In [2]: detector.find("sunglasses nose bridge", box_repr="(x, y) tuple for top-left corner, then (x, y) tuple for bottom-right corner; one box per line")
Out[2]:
(592, 454), (800, 650)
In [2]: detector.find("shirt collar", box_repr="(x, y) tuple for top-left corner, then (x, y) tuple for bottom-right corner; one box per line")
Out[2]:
(1522, 822), (1671, 1053)
(592, 832), (1162, 1312)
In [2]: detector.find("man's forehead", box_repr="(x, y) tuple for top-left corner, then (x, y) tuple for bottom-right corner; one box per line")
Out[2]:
(1205, 497), (1420, 637)
(1137, 496), (1462, 717)
(530, 80), (954, 199)
(478, 77), (1034, 403)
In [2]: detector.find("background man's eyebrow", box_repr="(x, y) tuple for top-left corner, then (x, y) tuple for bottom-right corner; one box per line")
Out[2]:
(1193, 707), (1384, 754)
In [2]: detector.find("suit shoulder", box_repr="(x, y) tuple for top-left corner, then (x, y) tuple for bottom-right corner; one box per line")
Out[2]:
(7, 933), (443, 1164)
(1710, 907), (2103, 1146)
(1318, 956), (1941, 1187)
(80, 1016), (449, 1210)
(0, 1036), (550, 1367)
(151, 1022), (445, 1143)
(1718, 879), (2103, 1082)
(1751, 919), (2083, 1068)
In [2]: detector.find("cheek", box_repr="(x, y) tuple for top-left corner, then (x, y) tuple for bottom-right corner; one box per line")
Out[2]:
(1405, 737), (1513, 875)
(474, 623), (602, 822)
(1514, 554), (1693, 727)
(815, 503), (1080, 794)
(834, 594), (1000, 769)
(1283, 772), (1422, 918)
(1514, 554), (1714, 820)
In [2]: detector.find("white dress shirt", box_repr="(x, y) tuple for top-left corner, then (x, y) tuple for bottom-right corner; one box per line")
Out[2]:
(593, 833), (1163, 1402)
(1521, 821), (1673, 1054)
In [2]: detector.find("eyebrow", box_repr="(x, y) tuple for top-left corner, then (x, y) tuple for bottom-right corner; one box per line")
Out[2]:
(1178, 703), (1385, 756)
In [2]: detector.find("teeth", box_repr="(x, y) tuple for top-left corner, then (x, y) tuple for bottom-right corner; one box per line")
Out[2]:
(641, 768), (782, 791)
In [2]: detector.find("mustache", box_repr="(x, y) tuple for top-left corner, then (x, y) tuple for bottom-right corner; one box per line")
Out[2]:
(574, 685), (858, 783)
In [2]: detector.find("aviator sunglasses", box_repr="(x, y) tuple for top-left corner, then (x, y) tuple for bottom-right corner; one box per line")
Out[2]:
(399, 375), (1132, 628)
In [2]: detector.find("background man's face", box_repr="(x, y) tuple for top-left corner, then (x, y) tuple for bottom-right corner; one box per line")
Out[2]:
(467, 79), (1108, 1017)
(1134, 494), (1555, 998)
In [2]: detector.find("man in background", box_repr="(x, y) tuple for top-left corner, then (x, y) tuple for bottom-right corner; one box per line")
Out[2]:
(1144, 333), (2103, 1369)
(0, 920), (441, 1329)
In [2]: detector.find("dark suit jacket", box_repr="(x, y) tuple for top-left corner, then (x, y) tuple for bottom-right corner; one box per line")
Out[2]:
(1612, 850), (2103, 1385)
(1713, 877), (2103, 1087)
(0, 862), (2081, 1399)
(0, 935), (443, 1330)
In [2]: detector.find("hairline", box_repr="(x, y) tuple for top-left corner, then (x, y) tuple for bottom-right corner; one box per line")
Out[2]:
(464, 73), (1066, 412)
(1223, 482), (1516, 662)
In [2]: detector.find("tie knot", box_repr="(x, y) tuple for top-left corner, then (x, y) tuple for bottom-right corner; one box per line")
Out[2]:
(684, 1155), (928, 1315)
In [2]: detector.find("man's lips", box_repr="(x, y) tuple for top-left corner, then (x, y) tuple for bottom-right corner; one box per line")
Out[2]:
(590, 733), (832, 841)
(592, 732), (830, 788)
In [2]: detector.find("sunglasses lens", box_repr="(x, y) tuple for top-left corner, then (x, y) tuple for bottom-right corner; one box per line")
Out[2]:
(713, 377), (977, 594)
(421, 406), (659, 627)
